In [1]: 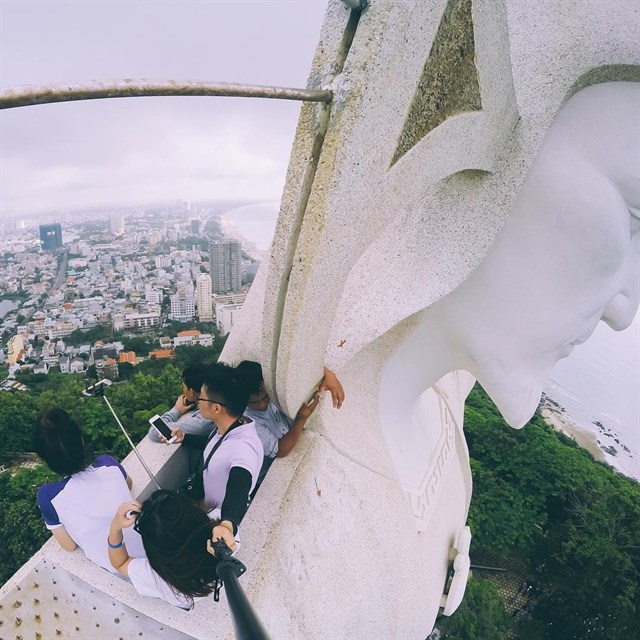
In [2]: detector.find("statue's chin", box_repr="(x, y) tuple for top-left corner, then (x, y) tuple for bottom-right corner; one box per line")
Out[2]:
(480, 375), (544, 429)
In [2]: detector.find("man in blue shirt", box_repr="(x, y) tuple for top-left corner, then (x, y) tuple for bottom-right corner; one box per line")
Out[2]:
(236, 361), (344, 490)
(148, 365), (215, 442)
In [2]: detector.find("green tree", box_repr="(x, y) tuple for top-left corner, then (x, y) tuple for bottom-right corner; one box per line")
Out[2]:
(464, 385), (640, 640)
(434, 577), (511, 640)
(117, 362), (135, 380)
(173, 339), (226, 369)
(0, 465), (58, 584)
(121, 336), (155, 356)
(0, 391), (39, 451)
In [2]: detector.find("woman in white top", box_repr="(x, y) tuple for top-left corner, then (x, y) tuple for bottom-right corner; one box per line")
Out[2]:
(33, 408), (189, 608)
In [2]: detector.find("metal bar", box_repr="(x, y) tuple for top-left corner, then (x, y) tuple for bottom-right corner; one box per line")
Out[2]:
(214, 544), (270, 640)
(102, 395), (162, 491)
(470, 564), (508, 573)
(0, 80), (333, 110)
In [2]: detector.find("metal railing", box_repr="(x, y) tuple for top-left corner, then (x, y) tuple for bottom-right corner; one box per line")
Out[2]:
(0, 80), (333, 110)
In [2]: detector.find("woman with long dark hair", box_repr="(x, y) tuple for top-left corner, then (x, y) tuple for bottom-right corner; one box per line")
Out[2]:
(108, 490), (222, 606)
(33, 409), (217, 609)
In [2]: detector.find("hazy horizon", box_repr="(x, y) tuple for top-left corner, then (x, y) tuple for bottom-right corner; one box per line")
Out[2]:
(0, 1), (327, 216)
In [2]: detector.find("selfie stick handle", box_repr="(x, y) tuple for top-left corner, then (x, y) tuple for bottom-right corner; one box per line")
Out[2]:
(102, 395), (161, 491)
(214, 541), (270, 640)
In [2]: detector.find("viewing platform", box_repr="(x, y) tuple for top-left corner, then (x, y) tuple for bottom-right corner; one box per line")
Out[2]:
(0, 433), (314, 639)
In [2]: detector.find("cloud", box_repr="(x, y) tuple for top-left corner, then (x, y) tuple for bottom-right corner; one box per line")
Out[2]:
(0, 1), (326, 216)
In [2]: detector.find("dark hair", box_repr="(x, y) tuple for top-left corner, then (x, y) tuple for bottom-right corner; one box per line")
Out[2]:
(32, 409), (87, 476)
(201, 362), (249, 417)
(235, 360), (264, 396)
(135, 490), (219, 600)
(182, 365), (206, 393)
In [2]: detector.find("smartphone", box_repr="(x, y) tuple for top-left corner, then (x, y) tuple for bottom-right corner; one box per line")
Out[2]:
(184, 397), (196, 408)
(149, 415), (177, 443)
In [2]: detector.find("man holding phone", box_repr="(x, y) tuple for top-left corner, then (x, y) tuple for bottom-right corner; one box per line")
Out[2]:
(147, 365), (215, 442)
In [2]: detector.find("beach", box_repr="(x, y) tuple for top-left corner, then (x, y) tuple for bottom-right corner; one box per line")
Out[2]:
(219, 201), (279, 261)
(539, 393), (639, 480)
(539, 395), (606, 463)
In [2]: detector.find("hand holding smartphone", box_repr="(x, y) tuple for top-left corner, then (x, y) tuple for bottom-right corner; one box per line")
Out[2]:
(149, 415), (177, 444)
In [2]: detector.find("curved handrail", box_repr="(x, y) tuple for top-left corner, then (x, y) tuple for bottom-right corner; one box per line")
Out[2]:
(0, 80), (333, 110)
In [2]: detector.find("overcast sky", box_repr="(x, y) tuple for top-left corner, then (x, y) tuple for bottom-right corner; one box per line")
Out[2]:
(0, 1), (327, 216)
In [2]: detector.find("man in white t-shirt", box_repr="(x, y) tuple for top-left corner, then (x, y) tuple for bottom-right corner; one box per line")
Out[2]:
(33, 408), (189, 608)
(169, 363), (264, 550)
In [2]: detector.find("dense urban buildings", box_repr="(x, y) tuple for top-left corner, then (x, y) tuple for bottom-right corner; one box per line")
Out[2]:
(0, 203), (257, 381)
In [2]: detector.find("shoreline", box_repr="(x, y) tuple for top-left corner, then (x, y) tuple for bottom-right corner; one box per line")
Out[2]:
(539, 397), (607, 464)
(219, 215), (268, 262)
(539, 392), (639, 481)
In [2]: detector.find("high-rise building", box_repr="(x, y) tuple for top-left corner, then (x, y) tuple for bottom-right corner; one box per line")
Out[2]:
(155, 256), (172, 269)
(110, 214), (125, 235)
(209, 241), (242, 294)
(39, 223), (63, 252)
(195, 273), (213, 321)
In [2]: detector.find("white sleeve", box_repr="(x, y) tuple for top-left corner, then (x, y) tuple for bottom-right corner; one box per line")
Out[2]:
(127, 558), (192, 609)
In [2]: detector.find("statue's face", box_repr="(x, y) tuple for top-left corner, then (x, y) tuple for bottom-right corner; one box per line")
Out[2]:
(452, 82), (640, 427)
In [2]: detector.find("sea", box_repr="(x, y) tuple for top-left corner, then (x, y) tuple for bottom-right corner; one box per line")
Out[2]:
(0, 299), (19, 319)
(544, 312), (640, 480)
(221, 202), (280, 251)
(220, 201), (640, 480)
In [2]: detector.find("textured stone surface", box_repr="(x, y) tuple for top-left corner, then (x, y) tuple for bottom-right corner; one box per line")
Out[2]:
(0, 558), (192, 640)
(392, 0), (482, 164)
(223, 0), (639, 637)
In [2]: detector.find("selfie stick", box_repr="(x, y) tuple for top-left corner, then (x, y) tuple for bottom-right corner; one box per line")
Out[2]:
(83, 380), (161, 491)
(213, 540), (270, 640)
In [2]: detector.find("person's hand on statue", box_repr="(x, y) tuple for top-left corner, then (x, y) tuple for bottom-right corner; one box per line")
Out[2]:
(319, 367), (345, 409)
(296, 391), (321, 422)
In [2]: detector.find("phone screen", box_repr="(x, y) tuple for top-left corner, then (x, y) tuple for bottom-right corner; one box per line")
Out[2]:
(150, 416), (173, 439)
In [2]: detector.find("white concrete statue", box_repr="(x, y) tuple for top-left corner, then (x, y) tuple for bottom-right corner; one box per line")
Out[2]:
(3, 0), (639, 636)
(381, 82), (639, 492)
(380, 83), (640, 427)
